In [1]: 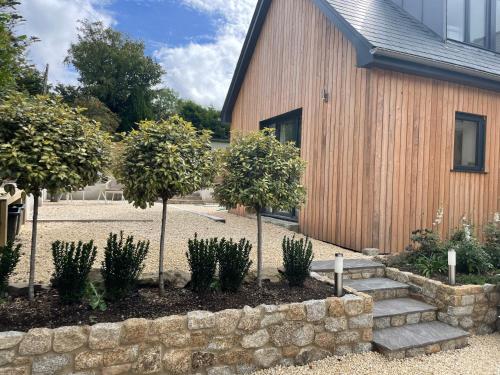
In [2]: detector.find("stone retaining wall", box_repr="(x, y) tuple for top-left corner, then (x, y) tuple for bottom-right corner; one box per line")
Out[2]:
(385, 268), (499, 335)
(0, 293), (373, 375)
(317, 266), (385, 280)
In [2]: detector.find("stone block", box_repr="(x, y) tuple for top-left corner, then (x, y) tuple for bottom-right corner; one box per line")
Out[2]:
(461, 295), (475, 306)
(149, 315), (187, 336)
(361, 328), (373, 341)
(133, 345), (162, 374)
(121, 318), (149, 344)
(353, 342), (372, 353)
(0, 332), (24, 350)
(163, 349), (191, 375)
(286, 303), (306, 321)
(0, 350), (15, 367)
(32, 354), (71, 375)
(208, 366), (234, 375)
(374, 317), (391, 329)
(447, 305), (474, 316)
(89, 323), (121, 350)
(421, 311), (436, 322)
(102, 364), (132, 375)
(327, 298), (344, 317)
(160, 332), (190, 348)
(348, 313), (373, 329)
(236, 364), (256, 374)
(342, 295), (364, 316)
(291, 324), (315, 347)
(261, 313), (285, 327)
(238, 306), (262, 331)
(208, 336), (235, 351)
(188, 311), (216, 330)
(314, 332), (335, 349)
(214, 310), (241, 335)
(53, 326), (87, 353)
(192, 352), (215, 370)
(304, 300), (326, 322)
(335, 330), (359, 344)
(217, 350), (253, 365)
(18, 328), (52, 356)
(74, 351), (103, 370)
(459, 317), (474, 330)
(333, 345), (352, 356)
(424, 344), (441, 354)
(294, 348), (330, 366)
(241, 329), (269, 349)
(254, 348), (281, 368)
(406, 347), (425, 357)
(102, 346), (138, 366)
(390, 315), (406, 327)
(406, 313), (421, 325)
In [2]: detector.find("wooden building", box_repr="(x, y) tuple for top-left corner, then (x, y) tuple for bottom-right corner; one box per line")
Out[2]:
(221, 0), (500, 254)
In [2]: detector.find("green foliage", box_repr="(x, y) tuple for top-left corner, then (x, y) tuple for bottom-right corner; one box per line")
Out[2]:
(66, 21), (164, 131)
(74, 96), (120, 133)
(0, 242), (20, 295)
(101, 232), (149, 301)
(214, 128), (306, 213)
(406, 229), (442, 256)
(151, 88), (180, 121)
(217, 238), (252, 292)
(51, 240), (97, 304)
(84, 282), (107, 311)
(451, 237), (493, 275)
(0, 93), (111, 196)
(456, 272), (500, 285)
(178, 100), (229, 140)
(415, 253), (447, 278)
(116, 116), (215, 207)
(483, 220), (500, 268)
(186, 234), (218, 293)
(282, 236), (314, 287)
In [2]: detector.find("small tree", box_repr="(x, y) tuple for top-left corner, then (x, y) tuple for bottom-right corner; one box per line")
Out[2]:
(0, 93), (110, 301)
(115, 116), (214, 295)
(214, 128), (306, 287)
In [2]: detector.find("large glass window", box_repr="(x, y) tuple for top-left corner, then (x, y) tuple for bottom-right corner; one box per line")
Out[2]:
(447, 0), (465, 42)
(496, 0), (500, 51)
(453, 113), (486, 172)
(469, 0), (487, 47)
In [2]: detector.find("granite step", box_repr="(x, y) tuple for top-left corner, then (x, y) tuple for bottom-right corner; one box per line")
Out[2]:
(311, 259), (385, 280)
(373, 321), (469, 359)
(373, 298), (437, 328)
(343, 277), (409, 300)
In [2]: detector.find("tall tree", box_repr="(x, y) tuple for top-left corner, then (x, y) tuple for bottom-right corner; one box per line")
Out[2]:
(0, 93), (110, 300)
(214, 129), (306, 286)
(116, 117), (215, 295)
(66, 21), (164, 131)
(151, 88), (180, 121)
(178, 100), (229, 140)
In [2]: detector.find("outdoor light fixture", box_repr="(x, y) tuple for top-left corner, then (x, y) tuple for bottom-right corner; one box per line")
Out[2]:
(334, 253), (344, 297)
(448, 248), (456, 285)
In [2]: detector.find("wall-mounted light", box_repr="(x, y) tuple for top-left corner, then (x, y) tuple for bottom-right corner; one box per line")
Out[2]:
(322, 88), (329, 103)
(334, 253), (344, 297)
(448, 249), (456, 285)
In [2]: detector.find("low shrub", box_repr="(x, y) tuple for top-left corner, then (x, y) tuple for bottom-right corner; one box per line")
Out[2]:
(405, 228), (442, 256)
(282, 236), (314, 287)
(452, 238), (493, 275)
(84, 282), (107, 311)
(483, 220), (500, 268)
(101, 232), (149, 301)
(0, 242), (21, 296)
(456, 272), (500, 285)
(51, 240), (97, 304)
(414, 253), (447, 277)
(186, 234), (217, 293)
(217, 238), (252, 292)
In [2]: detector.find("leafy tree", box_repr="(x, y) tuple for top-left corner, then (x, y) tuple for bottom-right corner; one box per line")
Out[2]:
(214, 128), (306, 286)
(0, 93), (111, 300)
(115, 116), (214, 294)
(0, 0), (38, 93)
(152, 88), (180, 121)
(178, 100), (229, 140)
(66, 21), (164, 131)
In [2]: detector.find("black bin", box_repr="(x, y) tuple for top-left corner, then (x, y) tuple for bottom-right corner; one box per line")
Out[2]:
(7, 205), (23, 242)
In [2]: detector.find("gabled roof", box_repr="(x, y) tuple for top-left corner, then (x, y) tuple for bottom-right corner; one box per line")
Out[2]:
(221, 0), (500, 122)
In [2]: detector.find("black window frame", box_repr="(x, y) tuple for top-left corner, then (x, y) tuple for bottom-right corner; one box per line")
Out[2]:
(446, 0), (499, 53)
(452, 112), (487, 173)
(259, 108), (302, 222)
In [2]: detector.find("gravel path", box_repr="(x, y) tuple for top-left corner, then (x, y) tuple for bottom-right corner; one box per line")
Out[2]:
(12, 201), (361, 284)
(255, 334), (500, 375)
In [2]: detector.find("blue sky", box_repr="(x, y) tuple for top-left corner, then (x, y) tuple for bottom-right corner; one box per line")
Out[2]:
(18, 0), (258, 108)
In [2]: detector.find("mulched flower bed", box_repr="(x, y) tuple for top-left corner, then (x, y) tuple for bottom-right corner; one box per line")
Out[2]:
(0, 278), (335, 332)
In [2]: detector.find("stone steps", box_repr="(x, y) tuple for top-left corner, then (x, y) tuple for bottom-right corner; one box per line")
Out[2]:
(373, 321), (469, 359)
(311, 259), (385, 280)
(343, 278), (409, 300)
(373, 298), (437, 329)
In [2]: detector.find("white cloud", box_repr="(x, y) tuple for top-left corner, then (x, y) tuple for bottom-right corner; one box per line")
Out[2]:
(154, 0), (258, 109)
(17, 0), (114, 85)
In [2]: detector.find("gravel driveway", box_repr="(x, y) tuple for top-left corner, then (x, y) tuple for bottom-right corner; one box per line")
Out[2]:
(11, 201), (361, 284)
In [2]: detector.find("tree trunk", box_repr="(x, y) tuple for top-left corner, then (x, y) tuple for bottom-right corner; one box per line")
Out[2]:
(158, 199), (168, 296)
(256, 210), (263, 287)
(28, 193), (39, 302)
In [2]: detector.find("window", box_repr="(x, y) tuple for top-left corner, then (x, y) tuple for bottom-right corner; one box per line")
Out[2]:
(496, 0), (500, 51)
(453, 113), (486, 172)
(447, 0), (495, 50)
(260, 109), (302, 221)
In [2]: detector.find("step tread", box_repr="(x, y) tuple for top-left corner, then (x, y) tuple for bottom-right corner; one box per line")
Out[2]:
(373, 321), (469, 352)
(374, 298), (437, 318)
(344, 277), (409, 292)
(311, 259), (384, 272)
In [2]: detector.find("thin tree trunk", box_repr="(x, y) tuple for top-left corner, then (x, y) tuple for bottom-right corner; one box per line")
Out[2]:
(28, 193), (39, 302)
(158, 199), (167, 296)
(256, 210), (263, 287)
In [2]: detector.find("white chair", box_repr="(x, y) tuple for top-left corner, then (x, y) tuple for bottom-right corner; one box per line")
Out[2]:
(98, 179), (125, 203)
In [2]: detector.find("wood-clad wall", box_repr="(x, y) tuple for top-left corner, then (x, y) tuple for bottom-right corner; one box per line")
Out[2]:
(230, 0), (500, 253)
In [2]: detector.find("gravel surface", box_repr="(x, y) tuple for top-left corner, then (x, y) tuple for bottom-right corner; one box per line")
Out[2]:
(254, 334), (500, 375)
(12, 201), (361, 284)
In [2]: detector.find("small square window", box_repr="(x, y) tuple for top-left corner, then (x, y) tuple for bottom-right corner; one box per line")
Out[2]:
(453, 112), (486, 172)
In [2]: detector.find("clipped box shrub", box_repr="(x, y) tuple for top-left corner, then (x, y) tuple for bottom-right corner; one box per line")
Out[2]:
(51, 240), (97, 304)
(282, 236), (314, 287)
(186, 234), (217, 293)
(0, 241), (21, 296)
(102, 231), (149, 301)
(217, 238), (252, 292)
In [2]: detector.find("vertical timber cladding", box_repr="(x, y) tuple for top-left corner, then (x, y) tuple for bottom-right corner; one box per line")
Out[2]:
(230, 0), (500, 253)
